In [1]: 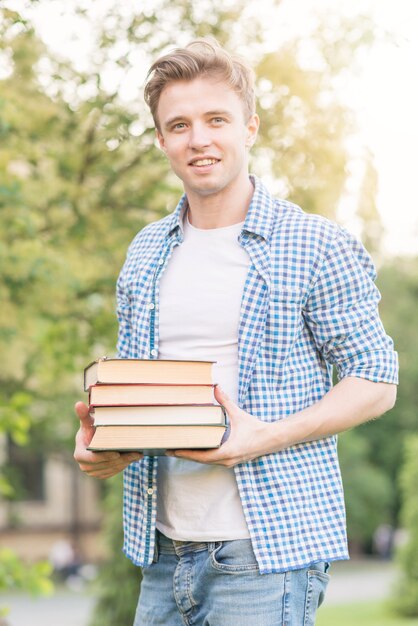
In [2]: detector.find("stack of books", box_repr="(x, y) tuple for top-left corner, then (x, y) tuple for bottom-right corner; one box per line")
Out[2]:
(84, 358), (228, 455)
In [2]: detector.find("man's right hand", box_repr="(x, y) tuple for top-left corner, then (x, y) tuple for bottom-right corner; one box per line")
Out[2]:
(73, 402), (142, 479)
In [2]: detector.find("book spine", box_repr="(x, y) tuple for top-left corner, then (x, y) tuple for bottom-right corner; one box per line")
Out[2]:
(89, 403), (220, 409)
(90, 383), (215, 387)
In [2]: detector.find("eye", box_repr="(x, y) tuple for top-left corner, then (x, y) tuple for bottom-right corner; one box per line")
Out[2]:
(172, 122), (187, 131)
(211, 117), (225, 124)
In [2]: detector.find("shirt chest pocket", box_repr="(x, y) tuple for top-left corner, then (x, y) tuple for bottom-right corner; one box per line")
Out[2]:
(265, 288), (304, 360)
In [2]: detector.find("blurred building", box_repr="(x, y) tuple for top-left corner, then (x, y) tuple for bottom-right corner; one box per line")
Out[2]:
(0, 437), (105, 563)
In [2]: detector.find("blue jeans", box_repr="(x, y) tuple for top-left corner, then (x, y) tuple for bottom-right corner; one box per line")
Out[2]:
(133, 530), (330, 626)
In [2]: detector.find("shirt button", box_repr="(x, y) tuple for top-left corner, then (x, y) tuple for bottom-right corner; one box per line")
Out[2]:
(147, 488), (154, 495)
(148, 302), (155, 310)
(150, 349), (158, 357)
(158, 258), (164, 265)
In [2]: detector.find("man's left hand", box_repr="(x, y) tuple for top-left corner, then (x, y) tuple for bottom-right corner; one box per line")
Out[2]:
(166, 386), (273, 467)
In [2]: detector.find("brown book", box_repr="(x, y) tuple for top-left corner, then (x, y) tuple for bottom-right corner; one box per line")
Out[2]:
(89, 383), (215, 406)
(87, 423), (227, 454)
(90, 404), (226, 426)
(84, 358), (215, 391)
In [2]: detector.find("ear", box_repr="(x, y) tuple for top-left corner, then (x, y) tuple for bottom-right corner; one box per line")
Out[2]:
(245, 113), (260, 148)
(156, 129), (167, 153)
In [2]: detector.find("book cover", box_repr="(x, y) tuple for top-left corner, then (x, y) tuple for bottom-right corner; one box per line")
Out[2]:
(88, 383), (215, 406)
(84, 358), (215, 391)
(87, 423), (227, 453)
(90, 404), (227, 427)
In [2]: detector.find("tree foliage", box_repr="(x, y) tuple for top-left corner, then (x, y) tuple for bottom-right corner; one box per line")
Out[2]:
(391, 436), (418, 617)
(338, 429), (393, 552)
(363, 259), (418, 517)
(0, 9), (55, 587)
(256, 45), (349, 214)
(0, 548), (53, 596)
(336, 257), (418, 553)
(89, 475), (141, 626)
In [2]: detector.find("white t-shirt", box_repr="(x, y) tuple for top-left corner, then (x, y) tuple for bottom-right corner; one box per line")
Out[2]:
(156, 213), (251, 540)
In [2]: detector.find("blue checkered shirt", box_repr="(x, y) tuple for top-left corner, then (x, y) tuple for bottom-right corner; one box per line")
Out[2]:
(117, 176), (398, 574)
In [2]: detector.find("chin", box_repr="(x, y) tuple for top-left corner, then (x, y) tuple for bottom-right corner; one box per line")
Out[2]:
(187, 177), (228, 196)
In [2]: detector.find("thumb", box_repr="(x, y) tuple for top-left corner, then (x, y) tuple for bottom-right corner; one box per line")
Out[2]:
(75, 401), (93, 428)
(74, 401), (95, 448)
(214, 385), (239, 415)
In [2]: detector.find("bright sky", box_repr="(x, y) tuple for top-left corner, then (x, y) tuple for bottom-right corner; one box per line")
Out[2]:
(274, 0), (418, 257)
(7, 0), (418, 257)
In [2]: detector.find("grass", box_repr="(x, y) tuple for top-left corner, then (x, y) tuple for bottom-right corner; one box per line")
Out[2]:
(317, 601), (418, 626)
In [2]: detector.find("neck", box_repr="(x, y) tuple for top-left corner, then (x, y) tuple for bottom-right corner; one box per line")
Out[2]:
(186, 174), (254, 229)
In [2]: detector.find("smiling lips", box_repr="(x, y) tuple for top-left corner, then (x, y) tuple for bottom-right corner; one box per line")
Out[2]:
(189, 157), (220, 167)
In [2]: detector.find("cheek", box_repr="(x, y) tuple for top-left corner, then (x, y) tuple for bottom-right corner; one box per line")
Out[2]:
(161, 148), (178, 167)
(164, 146), (186, 175)
(165, 139), (185, 159)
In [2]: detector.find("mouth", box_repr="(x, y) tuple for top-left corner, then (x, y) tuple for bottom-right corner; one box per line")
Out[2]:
(188, 157), (220, 168)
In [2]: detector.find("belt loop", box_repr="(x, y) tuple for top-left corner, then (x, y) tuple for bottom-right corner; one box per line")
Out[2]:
(208, 540), (219, 554)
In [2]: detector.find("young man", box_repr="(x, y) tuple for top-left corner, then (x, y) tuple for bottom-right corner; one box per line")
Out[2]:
(74, 39), (398, 625)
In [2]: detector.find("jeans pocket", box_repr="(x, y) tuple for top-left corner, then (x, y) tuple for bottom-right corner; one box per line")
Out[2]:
(304, 565), (330, 625)
(210, 539), (260, 574)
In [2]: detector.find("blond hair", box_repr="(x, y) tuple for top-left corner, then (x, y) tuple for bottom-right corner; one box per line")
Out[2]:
(144, 38), (256, 129)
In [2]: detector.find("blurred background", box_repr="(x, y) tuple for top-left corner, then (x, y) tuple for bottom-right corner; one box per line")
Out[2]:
(1, 0), (417, 625)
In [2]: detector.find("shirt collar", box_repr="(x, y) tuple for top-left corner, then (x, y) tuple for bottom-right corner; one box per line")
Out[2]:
(166, 194), (188, 240)
(242, 175), (277, 241)
(166, 175), (277, 242)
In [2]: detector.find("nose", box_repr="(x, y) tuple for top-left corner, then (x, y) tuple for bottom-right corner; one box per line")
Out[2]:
(188, 123), (211, 150)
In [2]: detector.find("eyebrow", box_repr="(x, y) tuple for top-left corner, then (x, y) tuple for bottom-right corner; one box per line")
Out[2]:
(163, 116), (187, 129)
(163, 110), (232, 129)
(204, 110), (232, 118)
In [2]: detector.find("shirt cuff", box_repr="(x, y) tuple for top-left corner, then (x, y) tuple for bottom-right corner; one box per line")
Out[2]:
(336, 349), (399, 384)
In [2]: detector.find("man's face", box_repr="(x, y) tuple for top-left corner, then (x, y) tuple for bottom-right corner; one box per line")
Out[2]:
(155, 77), (259, 200)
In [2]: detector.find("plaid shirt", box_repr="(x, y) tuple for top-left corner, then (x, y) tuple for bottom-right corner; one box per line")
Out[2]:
(117, 176), (398, 574)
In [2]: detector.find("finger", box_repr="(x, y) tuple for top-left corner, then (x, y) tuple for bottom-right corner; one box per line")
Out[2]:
(75, 401), (93, 427)
(167, 448), (220, 463)
(75, 448), (121, 466)
(78, 452), (141, 476)
(214, 386), (239, 414)
(84, 467), (120, 479)
(81, 456), (142, 478)
(74, 401), (97, 449)
(79, 451), (141, 467)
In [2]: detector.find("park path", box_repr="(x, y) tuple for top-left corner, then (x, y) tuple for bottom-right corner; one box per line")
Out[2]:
(0, 558), (398, 626)
(325, 558), (398, 605)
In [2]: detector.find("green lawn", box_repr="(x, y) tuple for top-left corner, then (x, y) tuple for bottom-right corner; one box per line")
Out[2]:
(317, 601), (418, 626)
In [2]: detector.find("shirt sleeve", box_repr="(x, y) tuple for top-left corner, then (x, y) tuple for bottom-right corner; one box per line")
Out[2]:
(303, 226), (399, 384)
(116, 265), (132, 359)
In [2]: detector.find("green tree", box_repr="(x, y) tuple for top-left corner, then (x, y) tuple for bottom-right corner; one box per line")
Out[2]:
(337, 429), (393, 553)
(0, 6), (171, 448)
(356, 151), (382, 255)
(256, 44), (348, 216)
(89, 475), (141, 626)
(0, 403), (53, 615)
(335, 258), (418, 554)
(358, 258), (418, 531)
(391, 436), (418, 616)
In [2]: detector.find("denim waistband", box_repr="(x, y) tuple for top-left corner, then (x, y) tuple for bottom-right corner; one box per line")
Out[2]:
(155, 529), (219, 558)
